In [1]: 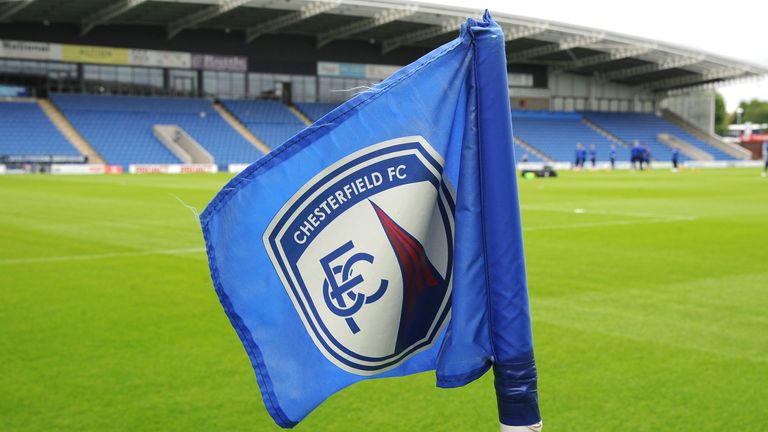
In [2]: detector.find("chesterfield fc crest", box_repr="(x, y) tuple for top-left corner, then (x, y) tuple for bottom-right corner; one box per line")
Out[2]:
(264, 136), (455, 375)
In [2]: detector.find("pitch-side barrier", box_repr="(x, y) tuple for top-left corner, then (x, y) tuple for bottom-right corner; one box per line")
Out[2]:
(0, 160), (764, 175)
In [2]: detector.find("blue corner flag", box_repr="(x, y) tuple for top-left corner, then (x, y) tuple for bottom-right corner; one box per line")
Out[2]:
(201, 11), (540, 429)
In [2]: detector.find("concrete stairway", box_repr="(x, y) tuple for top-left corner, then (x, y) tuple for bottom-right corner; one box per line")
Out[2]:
(581, 118), (629, 148)
(657, 133), (713, 161)
(514, 136), (554, 162)
(213, 102), (271, 154)
(661, 109), (751, 160)
(38, 98), (105, 164)
(153, 125), (214, 164)
(287, 105), (313, 126)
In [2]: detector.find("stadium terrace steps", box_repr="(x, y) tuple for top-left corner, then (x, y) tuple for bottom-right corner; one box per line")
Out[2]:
(37, 99), (104, 164)
(286, 105), (313, 126)
(152, 125), (214, 164)
(661, 109), (752, 160)
(212, 102), (271, 154)
(222, 99), (306, 149)
(581, 118), (629, 149)
(511, 110), (623, 162)
(0, 99), (81, 158)
(657, 133), (713, 161)
(292, 104), (540, 165)
(51, 94), (265, 167)
(514, 137), (552, 162)
(295, 102), (340, 122)
(582, 111), (734, 161)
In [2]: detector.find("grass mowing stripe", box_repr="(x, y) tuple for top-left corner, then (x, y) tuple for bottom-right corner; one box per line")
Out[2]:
(1, 169), (766, 431)
(0, 247), (206, 265)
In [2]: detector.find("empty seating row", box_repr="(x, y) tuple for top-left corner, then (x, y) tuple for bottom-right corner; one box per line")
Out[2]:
(296, 102), (340, 122)
(582, 112), (732, 161)
(5, 95), (734, 167)
(222, 99), (305, 148)
(511, 111), (621, 162)
(52, 94), (263, 167)
(514, 144), (543, 162)
(0, 101), (79, 157)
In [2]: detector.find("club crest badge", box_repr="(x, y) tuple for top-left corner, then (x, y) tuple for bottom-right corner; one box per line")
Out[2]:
(264, 136), (455, 375)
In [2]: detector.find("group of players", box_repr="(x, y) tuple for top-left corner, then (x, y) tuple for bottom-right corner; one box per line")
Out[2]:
(574, 141), (680, 171)
(532, 141), (766, 175)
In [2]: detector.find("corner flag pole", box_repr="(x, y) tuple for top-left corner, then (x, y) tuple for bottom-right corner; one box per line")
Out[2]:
(466, 10), (542, 431)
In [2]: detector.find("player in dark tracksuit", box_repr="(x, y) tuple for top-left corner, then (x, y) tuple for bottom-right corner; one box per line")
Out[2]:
(763, 141), (768, 177)
(671, 147), (680, 172)
(575, 143), (585, 169)
(643, 145), (652, 169)
(589, 144), (597, 168)
(609, 145), (616, 169)
(631, 141), (644, 170)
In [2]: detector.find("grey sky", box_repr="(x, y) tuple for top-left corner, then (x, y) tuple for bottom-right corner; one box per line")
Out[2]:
(422, 0), (768, 111)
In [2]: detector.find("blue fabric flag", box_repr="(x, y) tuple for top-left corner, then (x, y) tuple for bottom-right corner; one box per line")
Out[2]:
(201, 11), (539, 428)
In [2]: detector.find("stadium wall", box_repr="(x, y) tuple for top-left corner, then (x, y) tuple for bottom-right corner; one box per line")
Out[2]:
(0, 23), (715, 126)
(660, 90), (716, 133)
(0, 23), (545, 79)
(548, 72), (655, 112)
(0, 22), (549, 103)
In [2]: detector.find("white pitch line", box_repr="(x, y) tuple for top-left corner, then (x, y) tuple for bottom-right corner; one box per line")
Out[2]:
(523, 216), (694, 232)
(521, 205), (697, 220)
(0, 247), (205, 266)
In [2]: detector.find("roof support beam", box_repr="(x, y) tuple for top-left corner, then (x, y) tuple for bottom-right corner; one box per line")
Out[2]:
(380, 17), (463, 54)
(664, 73), (763, 96)
(597, 55), (704, 81)
(168, 0), (252, 39)
(80, 0), (148, 36)
(551, 43), (656, 72)
(380, 20), (547, 55)
(642, 68), (747, 91)
(0, 0), (36, 22)
(505, 23), (549, 41)
(245, 0), (341, 44)
(507, 32), (604, 63)
(316, 4), (418, 48)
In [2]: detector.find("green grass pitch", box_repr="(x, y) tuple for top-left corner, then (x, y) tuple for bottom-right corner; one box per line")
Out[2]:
(1, 168), (766, 431)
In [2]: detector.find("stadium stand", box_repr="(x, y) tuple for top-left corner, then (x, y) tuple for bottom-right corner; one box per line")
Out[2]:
(583, 112), (734, 161)
(0, 0), (763, 172)
(51, 94), (264, 167)
(296, 102), (340, 122)
(511, 111), (623, 162)
(513, 142), (544, 162)
(222, 100), (306, 148)
(0, 100), (80, 157)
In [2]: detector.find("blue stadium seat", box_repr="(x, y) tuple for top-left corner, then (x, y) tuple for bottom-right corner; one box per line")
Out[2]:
(511, 110), (624, 162)
(51, 94), (264, 167)
(514, 144), (543, 162)
(222, 99), (305, 148)
(0, 101), (79, 157)
(296, 102), (340, 122)
(582, 112), (733, 161)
